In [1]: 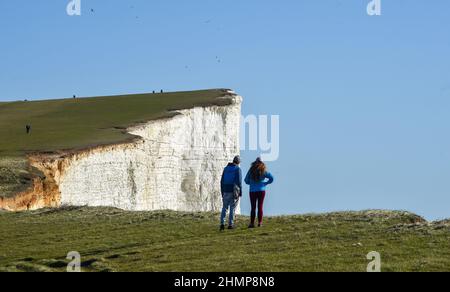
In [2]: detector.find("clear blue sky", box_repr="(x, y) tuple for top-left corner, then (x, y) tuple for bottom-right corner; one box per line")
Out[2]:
(1, 1), (449, 220)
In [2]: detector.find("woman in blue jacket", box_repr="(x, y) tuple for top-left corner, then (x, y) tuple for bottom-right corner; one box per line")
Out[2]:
(245, 158), (274, 228)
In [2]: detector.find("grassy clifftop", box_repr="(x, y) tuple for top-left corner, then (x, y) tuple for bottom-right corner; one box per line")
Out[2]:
(0, 89), (234, 198)
(0, 207), (449, 272)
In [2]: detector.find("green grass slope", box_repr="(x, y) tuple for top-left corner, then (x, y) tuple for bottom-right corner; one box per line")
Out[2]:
(0, 89), (233, 197)
(0, 207), (449, 272)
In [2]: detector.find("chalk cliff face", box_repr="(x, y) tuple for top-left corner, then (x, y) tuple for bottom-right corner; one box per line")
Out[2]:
(0, 94), (242, 212)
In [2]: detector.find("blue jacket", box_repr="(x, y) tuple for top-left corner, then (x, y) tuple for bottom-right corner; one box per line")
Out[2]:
(244, 171), (274, 192)
(221, 163), (242, 197)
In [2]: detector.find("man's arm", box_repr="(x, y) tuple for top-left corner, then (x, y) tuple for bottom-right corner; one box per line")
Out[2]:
(220, 169), (225, 196)
(237, 168), (243, 197)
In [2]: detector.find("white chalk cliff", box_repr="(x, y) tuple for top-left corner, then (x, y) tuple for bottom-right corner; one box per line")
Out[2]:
(0, 93), (242, 213)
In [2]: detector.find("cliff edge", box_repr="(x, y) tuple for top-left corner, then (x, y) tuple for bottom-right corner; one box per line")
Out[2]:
(0, 89), (242, 212)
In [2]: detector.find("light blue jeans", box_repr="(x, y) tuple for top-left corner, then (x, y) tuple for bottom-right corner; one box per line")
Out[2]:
(220, 193), (238, 226)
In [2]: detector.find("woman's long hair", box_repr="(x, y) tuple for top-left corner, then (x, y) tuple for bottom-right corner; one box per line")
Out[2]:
(250, 158), (267, 181)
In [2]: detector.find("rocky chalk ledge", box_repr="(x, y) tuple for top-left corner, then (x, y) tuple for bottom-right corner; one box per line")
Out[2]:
(0, 92), (242, 212)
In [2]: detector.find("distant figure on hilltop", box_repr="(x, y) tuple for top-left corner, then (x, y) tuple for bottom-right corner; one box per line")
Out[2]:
(161, 90), (164, 93)
(245, 157), (274, 228)
(220, 156), (242, 231)
(26, 125), (31, 134)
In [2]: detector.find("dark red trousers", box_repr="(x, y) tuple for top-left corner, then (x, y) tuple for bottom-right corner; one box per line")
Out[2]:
(250, 191), (266, 225)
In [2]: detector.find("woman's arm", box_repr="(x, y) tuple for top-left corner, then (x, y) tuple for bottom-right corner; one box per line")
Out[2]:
(264, 172), (274, 186)
(244, 170), (251, 185)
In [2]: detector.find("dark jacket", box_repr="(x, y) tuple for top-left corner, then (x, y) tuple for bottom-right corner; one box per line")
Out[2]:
(221, 163), (242, 197)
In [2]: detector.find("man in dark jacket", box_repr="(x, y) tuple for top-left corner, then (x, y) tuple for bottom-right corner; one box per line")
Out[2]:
(220, 156), (242, 231)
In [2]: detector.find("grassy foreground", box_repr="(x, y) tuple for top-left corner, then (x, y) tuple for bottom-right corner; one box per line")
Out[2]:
(0, 89), (232, 198)
(0, 207), (449, 272)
